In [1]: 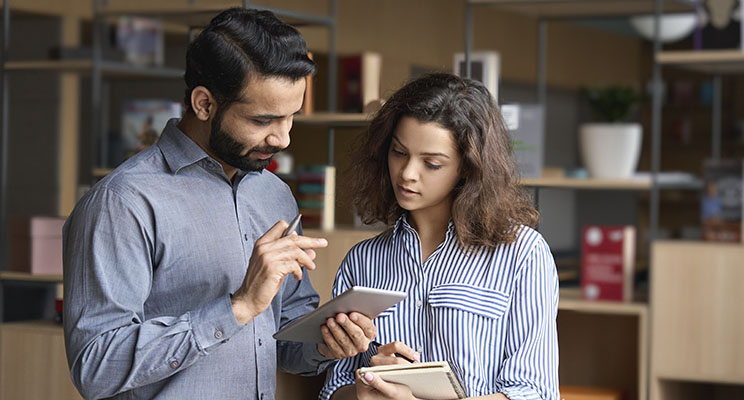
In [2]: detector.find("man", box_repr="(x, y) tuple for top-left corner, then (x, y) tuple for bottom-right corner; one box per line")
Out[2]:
(63, 8), (375, 400)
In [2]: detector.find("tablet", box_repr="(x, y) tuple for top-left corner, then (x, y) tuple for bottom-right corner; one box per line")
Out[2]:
(273, 286), (407, 343)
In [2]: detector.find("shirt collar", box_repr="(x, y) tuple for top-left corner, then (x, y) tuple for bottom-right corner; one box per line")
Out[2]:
(391, 212), (457, 242)
(158, 118), (212, 174)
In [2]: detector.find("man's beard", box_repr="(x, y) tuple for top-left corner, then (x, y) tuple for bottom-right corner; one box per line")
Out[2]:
(209, 109), (283, 172)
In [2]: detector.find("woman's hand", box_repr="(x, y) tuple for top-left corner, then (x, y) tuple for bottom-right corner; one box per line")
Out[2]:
(356, 370), (418, 400)
(370, 341), (420, 366)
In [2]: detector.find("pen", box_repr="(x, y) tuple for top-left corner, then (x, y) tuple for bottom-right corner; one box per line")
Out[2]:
(370, 340), (415, 363)
(282, 214), (302, 237)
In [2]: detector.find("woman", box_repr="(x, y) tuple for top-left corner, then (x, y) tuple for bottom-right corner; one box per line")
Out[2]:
(320, 73), (559, 400)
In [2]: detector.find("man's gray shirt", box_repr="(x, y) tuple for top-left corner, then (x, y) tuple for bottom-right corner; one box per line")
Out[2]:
(63, 119), (330, 399)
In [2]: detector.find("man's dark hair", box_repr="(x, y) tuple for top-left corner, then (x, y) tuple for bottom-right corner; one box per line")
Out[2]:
(183, 8), (316, 112)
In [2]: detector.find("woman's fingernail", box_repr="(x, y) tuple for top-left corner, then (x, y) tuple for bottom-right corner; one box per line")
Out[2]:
(350, 313), (358, 322)
(414, 352), (421, 362)
(328, 319), (336, 328)
(364, 372), (374, 383)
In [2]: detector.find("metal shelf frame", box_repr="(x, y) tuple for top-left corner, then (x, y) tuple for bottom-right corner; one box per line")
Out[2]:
(461, 2), (740, 400)
(463, 0), (729, 243)
(0, 0), (339, 267)
(90, 0), (339, 168)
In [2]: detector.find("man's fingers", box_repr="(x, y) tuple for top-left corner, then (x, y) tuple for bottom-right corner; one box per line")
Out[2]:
(320, 324), (345, 358)
(286, 234), (328, 250)
(255, 220), (289, 245)
(335, 313), (372, 352)
(326, 316), (357, 356)
(348, 312), (377, 340)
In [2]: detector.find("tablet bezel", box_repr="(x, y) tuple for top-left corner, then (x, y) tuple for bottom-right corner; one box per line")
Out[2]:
(273, 286), (407, 343)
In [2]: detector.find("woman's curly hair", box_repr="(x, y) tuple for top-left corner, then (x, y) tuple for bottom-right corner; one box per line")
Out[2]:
(350, 73), (538, 247)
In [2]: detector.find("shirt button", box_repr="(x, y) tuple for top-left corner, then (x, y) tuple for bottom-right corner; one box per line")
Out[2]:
(214, 330), (223, 339)
(258, 338), (263, 346)
(169, 360), (179, 369)
(416, 300), (423, 308)
(260, 393), (264, 400)
(244, 233), (249, 241)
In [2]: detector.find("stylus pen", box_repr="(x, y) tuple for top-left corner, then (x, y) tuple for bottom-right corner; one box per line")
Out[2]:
(282, 214), (302, 237)
(370, 340), (415, 363)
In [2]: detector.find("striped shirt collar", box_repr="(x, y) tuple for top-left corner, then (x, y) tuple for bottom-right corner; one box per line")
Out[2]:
(391, 213), (457, 243)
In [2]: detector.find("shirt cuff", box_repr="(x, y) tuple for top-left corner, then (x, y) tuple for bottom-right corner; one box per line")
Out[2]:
(301, 342), (336, 374)
(190, 294), (244, 351)
(499, 385), (544, 400)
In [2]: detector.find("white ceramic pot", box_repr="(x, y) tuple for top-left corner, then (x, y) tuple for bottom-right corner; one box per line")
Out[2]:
(579, 123), (642, 179)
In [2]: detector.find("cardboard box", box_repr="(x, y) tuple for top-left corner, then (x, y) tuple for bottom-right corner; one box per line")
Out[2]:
(560, 385), (622, 400)
(10, 216), (66, 275)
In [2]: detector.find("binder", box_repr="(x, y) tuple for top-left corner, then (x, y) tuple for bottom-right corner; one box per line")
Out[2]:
(357, 361), (466, 400)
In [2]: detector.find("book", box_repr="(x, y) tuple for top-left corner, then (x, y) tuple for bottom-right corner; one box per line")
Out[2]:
(302, 52), (314, 115)
(339, 52), (382, 113)
(296, 165), (335, 231)
(580, 225), (636, 302)
(357, 361), (466, 400)
(701, 158), (743, 243)
(453, 50), (500, 102)
(501, 103), (544, 178)
(118, 99), (182, 164)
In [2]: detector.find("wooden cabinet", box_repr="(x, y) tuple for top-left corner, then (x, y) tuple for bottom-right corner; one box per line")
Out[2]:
(650, 241), (744, 400)
(0, 321), (82, 400)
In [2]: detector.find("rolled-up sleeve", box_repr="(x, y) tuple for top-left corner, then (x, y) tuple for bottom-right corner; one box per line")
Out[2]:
(63, 187), (243, 400)
(495, 237), (560, 400)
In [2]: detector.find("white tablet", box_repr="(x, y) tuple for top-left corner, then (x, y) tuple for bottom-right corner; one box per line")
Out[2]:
(273, 286), (407, 343)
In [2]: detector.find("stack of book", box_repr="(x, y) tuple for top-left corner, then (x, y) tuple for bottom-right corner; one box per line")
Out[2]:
(296, 165), (335, 231)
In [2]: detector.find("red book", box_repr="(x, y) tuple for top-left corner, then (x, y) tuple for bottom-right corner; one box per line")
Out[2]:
(580, 225), (636, 302)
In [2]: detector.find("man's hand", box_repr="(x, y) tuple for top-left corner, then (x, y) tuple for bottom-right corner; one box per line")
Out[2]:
(317, 312), (377, 359)
(370, 341), (419, 366)
(356, 370), (417, 400)
(231, 220), (328, 324)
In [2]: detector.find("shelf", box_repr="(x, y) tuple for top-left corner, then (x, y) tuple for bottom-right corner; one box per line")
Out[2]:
(522, 176), (651, 190)
(0, 319), (63, 333)
(4, 60), (184, 79)
(294, 112), (370, 127)
(96, 3), (334, 28)
(559, 288), (648, 315)
(522, 175), (703, 190)
(0, 271), (63, 283)
(656, 50), (744, 74)
(468, 0), (694, 19)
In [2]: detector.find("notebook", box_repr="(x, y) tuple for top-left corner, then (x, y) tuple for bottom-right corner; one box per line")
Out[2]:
(357, 361), (466, 400)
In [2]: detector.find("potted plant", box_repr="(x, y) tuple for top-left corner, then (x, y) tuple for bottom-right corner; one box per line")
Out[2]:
(579, 85), (644, 179)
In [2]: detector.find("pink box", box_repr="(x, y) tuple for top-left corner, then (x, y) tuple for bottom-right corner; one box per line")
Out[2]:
(10, 216), (66, 275)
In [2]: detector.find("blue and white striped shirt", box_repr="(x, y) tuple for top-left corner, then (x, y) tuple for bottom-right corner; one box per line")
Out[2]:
(320, 215), (559, 400)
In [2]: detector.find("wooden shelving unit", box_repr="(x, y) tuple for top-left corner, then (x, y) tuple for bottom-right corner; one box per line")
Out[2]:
(0, 271), (63, 283)
(656, 49), (744, 74)
(294, 112), (369, 127)
(5, 60), (184, 78)
(522, 176), (652, 190)
(468, 0), (693, 18)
